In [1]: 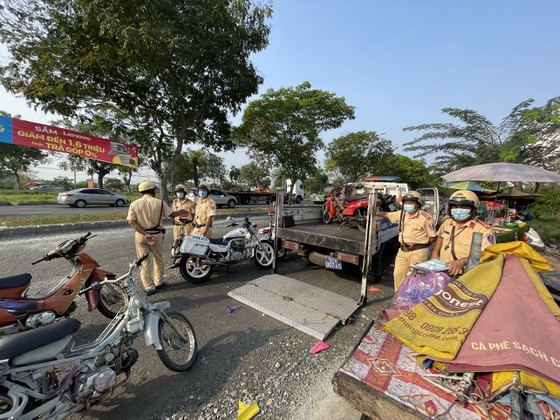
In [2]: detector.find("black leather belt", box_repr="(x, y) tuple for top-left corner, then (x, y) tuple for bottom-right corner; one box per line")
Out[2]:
(400, 243), (430, 252)
(193, 223), (206, 228)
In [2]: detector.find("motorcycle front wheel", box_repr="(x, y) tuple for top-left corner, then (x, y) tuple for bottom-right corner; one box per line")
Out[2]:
(97, 283), (127, 319)
(157, 311), (197, 372)
(253, 242), (274, 269)
(179, 256), (214, 283)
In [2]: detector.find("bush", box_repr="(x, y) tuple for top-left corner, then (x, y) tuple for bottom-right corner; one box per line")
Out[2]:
(528, 186), (560, 221)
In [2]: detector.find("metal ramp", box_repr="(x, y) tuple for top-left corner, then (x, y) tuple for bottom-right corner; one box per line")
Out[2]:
(227, 274), (359, 340)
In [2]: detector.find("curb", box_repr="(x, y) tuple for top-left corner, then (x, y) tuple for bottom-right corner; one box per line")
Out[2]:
(0, 210), (270, 240)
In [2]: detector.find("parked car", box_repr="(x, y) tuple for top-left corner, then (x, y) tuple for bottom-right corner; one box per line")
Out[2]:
(209, 189), (237, 208)
(183, 188), (237, 208)
(57, 188), (130, 208)
(30, 184), (62, 191)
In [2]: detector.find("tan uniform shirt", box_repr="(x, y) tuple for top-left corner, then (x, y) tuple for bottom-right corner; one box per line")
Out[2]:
(385, 210), (437, 245)
(172, 198), (195, 224)
(437, 218), (494, 262)
(127, 194), (172, 230)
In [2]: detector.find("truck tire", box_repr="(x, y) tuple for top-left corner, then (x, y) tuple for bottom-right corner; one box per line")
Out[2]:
(295, 195), (303, 204)
(241, 196), (250, 205)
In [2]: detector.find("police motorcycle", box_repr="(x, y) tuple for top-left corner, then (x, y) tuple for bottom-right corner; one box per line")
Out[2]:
(0, 253), (197, 419)
(171, 215), (274, 283)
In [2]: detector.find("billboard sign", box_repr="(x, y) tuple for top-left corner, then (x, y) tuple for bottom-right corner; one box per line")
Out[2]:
(0, 116), (139, 168)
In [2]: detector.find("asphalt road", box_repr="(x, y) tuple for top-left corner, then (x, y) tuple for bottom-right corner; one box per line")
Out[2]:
(0, 226), (395, 419)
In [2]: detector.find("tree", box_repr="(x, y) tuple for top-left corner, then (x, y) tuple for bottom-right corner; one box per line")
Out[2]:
(325, 131), (394, 182)
(304, 169), (329, 195)
(234, 82), (355, 200)
(0, 0), (272, 201)
(172, 149), (226, 187)
(378, 155), (440, 189)
(238, 162), (270, 188)
(229, 166), (241, 184)
(402, 97), (560, 176)
(0, 112), (49, 189)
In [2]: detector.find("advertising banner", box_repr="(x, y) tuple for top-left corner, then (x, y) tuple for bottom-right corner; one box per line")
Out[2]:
(0, 116), (139, 168)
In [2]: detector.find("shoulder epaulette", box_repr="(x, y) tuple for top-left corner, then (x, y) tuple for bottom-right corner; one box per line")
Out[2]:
(476, 219), (491, 228)
(420, 211), (432, 219)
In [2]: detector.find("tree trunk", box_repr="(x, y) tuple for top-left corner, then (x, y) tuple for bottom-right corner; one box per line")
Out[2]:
(13, 170), (21, 189)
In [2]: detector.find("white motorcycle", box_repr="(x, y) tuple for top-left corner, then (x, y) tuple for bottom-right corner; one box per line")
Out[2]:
(0, 253), (197, 420)
(171, 215), (274, 283)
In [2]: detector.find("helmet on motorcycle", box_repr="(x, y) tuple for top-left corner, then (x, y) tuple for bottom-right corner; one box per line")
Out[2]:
(402, 191), (423, 206)
(174, 184), (187, 192)
(138, 180), (157, 193)
(448, 190), (480, 209)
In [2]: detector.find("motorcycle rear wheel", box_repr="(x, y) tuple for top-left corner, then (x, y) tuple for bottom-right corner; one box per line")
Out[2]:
(157, 311), (197, 372)
(321, 202), (332, 224)
(179, 256), (213, 283)
(97, 284), (127, 319)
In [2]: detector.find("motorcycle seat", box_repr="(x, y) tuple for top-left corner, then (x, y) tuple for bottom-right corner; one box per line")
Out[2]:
(0, 273), (32, 290)
(0, 299), (39, 315)
(209, 237), (231, 246)
(0, 318), (80, 363)
(344, 194), (368, 203)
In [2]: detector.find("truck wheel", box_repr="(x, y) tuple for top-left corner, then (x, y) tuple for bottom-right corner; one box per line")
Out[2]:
(295, 195), (303, 204)
(241, 196), (250, 205)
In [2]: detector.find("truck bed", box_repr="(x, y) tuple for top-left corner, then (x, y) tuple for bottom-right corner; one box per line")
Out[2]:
(278, 221), (366, 255)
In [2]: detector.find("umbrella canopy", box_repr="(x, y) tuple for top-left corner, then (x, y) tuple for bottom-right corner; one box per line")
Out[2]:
(443, 163), (560, 183)
(443, 181), (493, 192)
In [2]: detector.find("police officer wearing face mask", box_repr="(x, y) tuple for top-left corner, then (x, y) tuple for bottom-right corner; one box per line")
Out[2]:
(192, 183), (216, 237)
(431, 190), (494, 276)
(377, 191), (437, 291)
(169, 184), (196, 269)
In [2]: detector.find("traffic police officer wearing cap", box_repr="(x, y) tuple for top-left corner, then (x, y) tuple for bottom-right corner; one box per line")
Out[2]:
(127, 181), (188, 295)
(192, 183), (216, 237)
(377, 191), (437, 291)
(431, 190), (494, 276)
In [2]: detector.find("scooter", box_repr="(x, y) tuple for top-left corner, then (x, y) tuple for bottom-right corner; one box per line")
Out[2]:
(171, 215), (274, 284)
(0, 232), (124, 335)
(0, 253), (197, 419)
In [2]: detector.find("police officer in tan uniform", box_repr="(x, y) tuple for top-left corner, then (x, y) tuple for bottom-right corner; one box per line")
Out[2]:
(127, 181), (187, 295)
(377, 191), (437, 291)
(192, 183), (216, 237)
(172, 184), (195, 240)
(431, 190), (494, 276)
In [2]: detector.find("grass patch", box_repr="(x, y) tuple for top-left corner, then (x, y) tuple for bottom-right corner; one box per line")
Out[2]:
(0, 189), (138, 206)
(528, 217), (560, 247)
(0, 213), (128, 227)
(0, 206), (265, 228)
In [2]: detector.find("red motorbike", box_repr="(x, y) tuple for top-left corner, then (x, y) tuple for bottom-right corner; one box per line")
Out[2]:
(321, 184), (362, 225)
(342, 192), (400, 230)
(0, 232), (124, 335)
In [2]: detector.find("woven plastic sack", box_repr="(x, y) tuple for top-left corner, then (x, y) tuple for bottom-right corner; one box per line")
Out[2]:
(396, 271), (452, 310)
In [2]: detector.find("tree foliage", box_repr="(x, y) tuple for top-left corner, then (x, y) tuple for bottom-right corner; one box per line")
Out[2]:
(0, 0), (272, 200)
(172, 149), (226, 187)
(238, 162), (270, 188)
(234, 82), (355, 192)
(324, 131), (393, 182)
(402, 97), (560, 175)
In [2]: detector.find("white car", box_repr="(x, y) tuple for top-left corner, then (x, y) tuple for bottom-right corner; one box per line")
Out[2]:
(57, 188), (130, 208)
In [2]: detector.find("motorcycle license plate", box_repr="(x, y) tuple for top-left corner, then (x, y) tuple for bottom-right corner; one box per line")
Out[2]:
(325, 257), (342, 270)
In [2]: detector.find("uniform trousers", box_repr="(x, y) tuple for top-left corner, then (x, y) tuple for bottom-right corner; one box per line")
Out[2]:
(173, 223), (192, 241)
(135, 231), (165, 289)
(393, 247), (430, 291)
(191, 226), (212, 237)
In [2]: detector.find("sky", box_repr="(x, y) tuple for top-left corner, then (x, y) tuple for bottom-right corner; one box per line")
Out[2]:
(2, 0), (560, 184)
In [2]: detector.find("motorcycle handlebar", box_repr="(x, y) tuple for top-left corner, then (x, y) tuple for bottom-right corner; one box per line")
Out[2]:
(80, 253), (149, 295)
